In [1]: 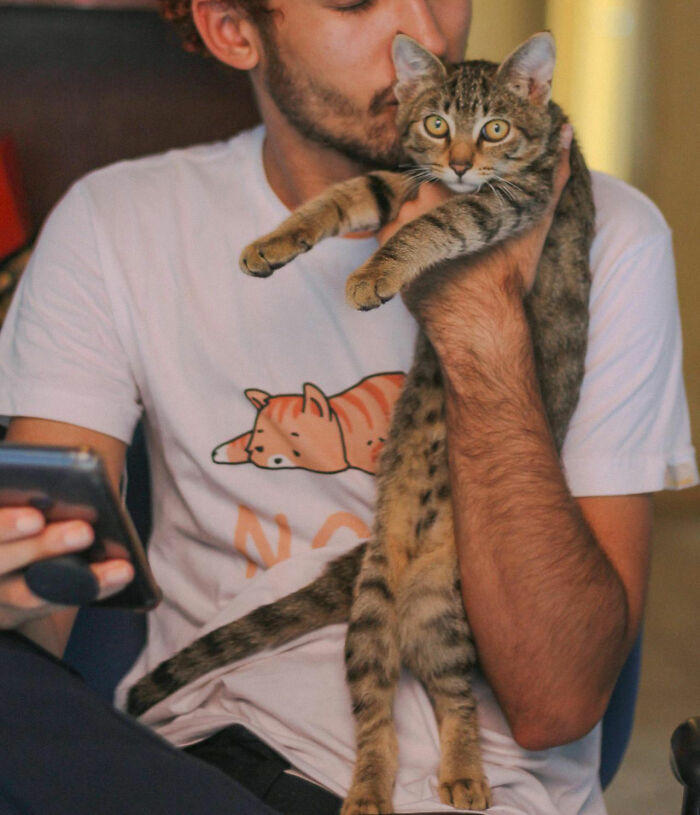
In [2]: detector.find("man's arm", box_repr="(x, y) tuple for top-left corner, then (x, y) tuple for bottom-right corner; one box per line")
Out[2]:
(434, 279), (650, 750)
(0, 417), (132, 657)
(385, 134), (651, 750)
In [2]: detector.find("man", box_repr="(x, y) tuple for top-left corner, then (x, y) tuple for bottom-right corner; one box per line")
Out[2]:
(0, 1), (696, 813)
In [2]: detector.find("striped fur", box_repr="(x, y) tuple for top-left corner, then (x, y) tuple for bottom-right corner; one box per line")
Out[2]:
(127, 545), (365, 716)
(129, 33), (594, 814)
(211, 374), (406, 474)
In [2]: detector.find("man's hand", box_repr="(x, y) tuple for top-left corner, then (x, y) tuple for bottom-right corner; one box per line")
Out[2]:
(1, 418), (134, 655)
(473, 123), (573, 296)
(0, 507), (133, 631)
(378, 125), (573, 329)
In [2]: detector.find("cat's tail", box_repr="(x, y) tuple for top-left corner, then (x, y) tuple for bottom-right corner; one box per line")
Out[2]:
(126, 543), (366, 718)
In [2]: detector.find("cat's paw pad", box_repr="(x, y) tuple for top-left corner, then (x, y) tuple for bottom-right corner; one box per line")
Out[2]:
(239, 230), (315, 277)
(439, 776), (492, 811)
(346, 269), (401, 311)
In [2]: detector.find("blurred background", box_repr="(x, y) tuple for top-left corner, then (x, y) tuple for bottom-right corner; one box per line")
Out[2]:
(0, 0), (698, 812)
(471, 2), (699, 812)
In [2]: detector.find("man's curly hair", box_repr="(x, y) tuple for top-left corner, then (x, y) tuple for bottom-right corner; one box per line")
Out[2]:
(158, 0), (272, 56)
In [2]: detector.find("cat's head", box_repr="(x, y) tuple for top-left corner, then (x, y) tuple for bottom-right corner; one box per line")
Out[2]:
(393, 32), (557, 193)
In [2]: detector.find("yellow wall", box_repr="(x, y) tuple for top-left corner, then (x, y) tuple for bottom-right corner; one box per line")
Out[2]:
(468, 0), (546, 61)
(546, 0), (648, 181)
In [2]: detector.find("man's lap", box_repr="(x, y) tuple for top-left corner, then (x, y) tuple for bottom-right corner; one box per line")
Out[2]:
(0, 630), (285, 815)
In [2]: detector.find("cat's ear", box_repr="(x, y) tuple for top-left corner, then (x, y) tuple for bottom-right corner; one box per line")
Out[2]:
(245, 389), (271, 410)
(392, 34), (446, 102)
(302, 382), (333, 421)
(497, 32), (556, 106)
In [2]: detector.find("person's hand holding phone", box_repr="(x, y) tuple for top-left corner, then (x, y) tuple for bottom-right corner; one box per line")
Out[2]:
(0, 506), (134, 630)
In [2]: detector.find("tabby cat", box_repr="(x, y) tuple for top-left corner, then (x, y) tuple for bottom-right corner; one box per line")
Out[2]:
(127, 32), (594, 814)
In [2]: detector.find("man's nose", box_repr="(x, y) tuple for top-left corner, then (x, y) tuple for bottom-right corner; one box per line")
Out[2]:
(398, 0), (448, 60)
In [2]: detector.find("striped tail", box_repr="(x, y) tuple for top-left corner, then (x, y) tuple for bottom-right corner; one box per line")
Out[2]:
(127, 544), (365, 717)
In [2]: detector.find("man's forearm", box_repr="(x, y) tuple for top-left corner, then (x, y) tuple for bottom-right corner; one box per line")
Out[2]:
(435, 281), (630, 750)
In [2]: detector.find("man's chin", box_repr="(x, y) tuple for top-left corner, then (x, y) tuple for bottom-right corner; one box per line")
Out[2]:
(280, 114), (400, 170)
(339, 111), (403, 169)
(332, 132), (404, 171)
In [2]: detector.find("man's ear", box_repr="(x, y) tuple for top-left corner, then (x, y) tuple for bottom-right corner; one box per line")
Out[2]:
(191, 0), (262, 70)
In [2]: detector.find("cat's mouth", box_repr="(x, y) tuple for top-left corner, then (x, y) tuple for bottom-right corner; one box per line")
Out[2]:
(445, 180), (480, 194)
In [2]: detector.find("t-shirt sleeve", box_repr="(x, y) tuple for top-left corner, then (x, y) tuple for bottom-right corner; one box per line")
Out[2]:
(0, 181), (141, 442)
(562, 227), (698, 496)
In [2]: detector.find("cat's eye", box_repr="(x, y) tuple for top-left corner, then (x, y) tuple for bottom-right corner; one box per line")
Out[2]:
(424, 115), (450, 139)
(481, 119), (511, 142)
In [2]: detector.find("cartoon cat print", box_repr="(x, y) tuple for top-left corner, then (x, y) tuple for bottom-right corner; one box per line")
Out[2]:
(212, 373), (405, 475)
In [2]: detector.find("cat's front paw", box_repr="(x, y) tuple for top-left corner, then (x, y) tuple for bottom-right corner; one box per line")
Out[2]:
(345, 262), (403, 311)
(340, 788), (393, 815)
(439, 775), (492, 811)
(239, 227), (317, 277)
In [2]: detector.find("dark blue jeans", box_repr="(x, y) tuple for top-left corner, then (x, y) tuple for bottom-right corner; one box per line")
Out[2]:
(0, 631), (341, 815)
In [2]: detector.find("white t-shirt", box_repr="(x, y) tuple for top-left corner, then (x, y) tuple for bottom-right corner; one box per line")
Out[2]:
(0, 125), (697, 815)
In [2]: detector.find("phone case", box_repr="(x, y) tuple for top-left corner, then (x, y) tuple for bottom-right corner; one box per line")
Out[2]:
(0, 444), (162, 610)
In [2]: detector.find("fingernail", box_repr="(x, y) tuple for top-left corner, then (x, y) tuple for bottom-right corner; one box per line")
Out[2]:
(16, 514), (44, 534)
(62, 525), (93, 549)
(560, 124), (573, 149)
(104, 564), (132, 587)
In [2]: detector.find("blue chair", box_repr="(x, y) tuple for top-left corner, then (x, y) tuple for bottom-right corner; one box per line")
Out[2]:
(64, 423), (643, 789)
(672, 718), (700, 815)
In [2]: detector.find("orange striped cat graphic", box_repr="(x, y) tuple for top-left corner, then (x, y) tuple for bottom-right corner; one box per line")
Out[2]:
(212, 373), (405, 475)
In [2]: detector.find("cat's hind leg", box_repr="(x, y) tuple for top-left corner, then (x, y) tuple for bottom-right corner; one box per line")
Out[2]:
(342, 539), (402, 815)
(240, 171), (414, 277)
(399, 552), (491, 811)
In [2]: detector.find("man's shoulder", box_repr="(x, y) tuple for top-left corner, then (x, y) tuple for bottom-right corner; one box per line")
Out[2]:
(590, 171), (671, 261)
(76, 124), (265, 201)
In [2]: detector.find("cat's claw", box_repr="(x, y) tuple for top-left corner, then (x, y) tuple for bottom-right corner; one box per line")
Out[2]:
(439, 776), (492, 811)
(346, 274), (398, 311)
(239, 244), (283, 277)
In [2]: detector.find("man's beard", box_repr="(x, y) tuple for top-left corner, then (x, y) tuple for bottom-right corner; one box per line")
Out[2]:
(262, 40), (405, 170)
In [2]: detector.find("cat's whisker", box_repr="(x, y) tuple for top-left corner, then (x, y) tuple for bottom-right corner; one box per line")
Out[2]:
(403, 168), (438, 185)
(407, 167), (434, 177)
(486, 182), (507, 207)
(489, 176), (523, 204)
(494, 183), (516, 203)
(491, 177), (511, 191)
(401, 163), (433, 176)
(492, 175), (525, 197)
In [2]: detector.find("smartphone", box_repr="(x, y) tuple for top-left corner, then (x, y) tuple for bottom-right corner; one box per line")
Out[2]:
(0, 443), (162, 610)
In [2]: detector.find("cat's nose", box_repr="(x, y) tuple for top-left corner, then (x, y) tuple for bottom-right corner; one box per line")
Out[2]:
(450, 162), (472, 179)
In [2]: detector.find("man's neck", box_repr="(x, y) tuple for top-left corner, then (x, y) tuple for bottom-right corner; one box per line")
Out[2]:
(259, 99), (368, 211)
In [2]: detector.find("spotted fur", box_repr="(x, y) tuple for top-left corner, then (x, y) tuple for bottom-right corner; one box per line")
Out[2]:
(128, 33), (594, 814)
